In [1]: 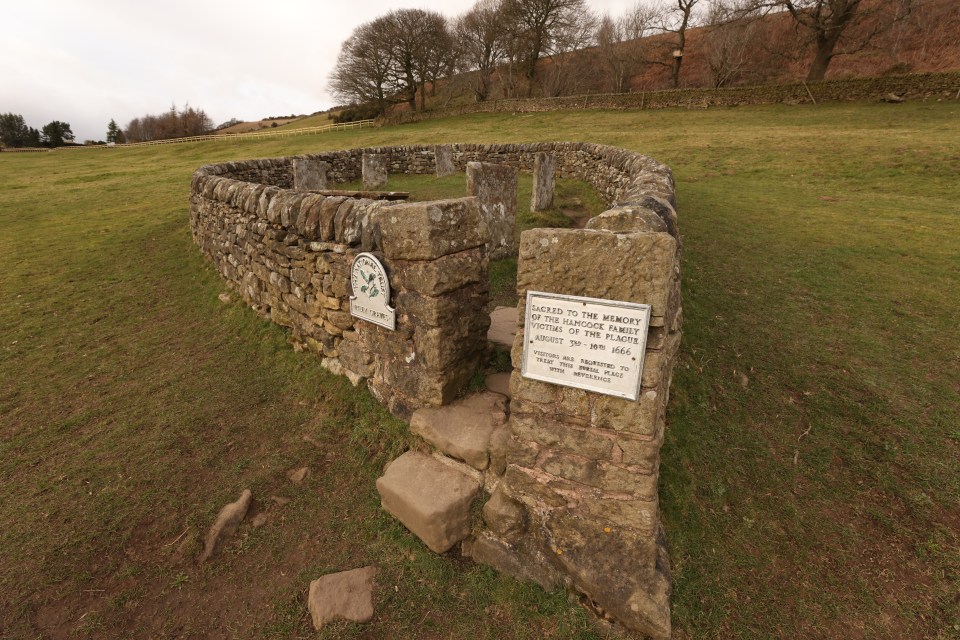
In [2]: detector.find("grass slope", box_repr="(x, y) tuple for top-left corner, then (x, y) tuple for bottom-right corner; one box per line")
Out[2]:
(1, 102), (958, 639)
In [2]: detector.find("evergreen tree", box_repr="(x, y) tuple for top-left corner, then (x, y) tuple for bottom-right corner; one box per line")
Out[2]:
(0, 113), (29, 147)
(40, 121), (74, 147)
(106, 119), (123, 143)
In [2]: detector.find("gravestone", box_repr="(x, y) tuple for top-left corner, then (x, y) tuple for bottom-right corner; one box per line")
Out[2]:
(362, 153), (388, 189)
(465, 161), (518, 260)
(435, 145), (455, 177)
(530, 152), (556, 211)
(292, 158), (329, 190)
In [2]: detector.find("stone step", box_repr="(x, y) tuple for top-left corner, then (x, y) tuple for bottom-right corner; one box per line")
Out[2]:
(485, 372), (511, 398)
(410, 392), (508, 471)
(487, 306), (518, 348)
(376, 451), (481, 554)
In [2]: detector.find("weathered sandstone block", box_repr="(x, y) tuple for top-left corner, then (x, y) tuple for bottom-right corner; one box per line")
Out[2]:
(376, 451), (481, 553)
(378, 198), (488, 261)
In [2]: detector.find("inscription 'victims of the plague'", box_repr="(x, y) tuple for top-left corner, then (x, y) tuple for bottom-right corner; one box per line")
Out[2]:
(521, 291), (651, 400)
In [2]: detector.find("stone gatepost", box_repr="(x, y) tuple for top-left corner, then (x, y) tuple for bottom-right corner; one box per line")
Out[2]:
(435, 145), (455, 177)
(292, 157), (329, 190)
(362, 153), (388, 189)
(530, 152), (556, 212)
(350, 197), (491, 417)
(467, 218), (682, 639)
(465, 162), (518, 260)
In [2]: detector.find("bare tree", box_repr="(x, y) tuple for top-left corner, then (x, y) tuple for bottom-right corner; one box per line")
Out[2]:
(122, 104), (213, 143)
(657, 0), (703, 88)
(384, 9), (453, 112)
(702, 0), (758, 87)
(500, 0), (593, 97)
(456, 0), (508, 102)
(329, 10), (453, 113)
(540, 3), (597, 96)
(746, 0), (914, 81)
(595, 4), (658, 93)
(329, 18), (397, 115)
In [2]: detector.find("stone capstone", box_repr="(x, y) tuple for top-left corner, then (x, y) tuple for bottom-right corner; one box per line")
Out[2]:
(307, 566), (377, 629)
(518, 228), (677, 322)
(377, 197), (489, 261)
(376, 451), (481, 553)
(410, 392), (508, 470)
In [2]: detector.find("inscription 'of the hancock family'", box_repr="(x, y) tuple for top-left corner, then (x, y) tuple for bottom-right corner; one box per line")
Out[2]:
(521, 291), (651, 400)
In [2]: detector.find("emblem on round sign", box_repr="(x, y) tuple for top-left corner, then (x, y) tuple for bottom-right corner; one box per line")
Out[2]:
(349, 253), (396, 330)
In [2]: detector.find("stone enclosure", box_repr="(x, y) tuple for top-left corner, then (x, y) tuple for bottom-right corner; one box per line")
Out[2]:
(190, 142), (681, 638)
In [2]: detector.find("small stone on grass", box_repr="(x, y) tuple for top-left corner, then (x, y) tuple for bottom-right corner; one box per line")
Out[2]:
(308, 566), (377, 629)
(288, 467), (309, 485)
(199, 489), (251, 563)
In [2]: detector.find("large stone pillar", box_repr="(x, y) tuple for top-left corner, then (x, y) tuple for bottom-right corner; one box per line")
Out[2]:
(358, 197), (491, 417)
(362, 153), (388, 189)
(530, 152), (556, 212)
(468, 217), (682, 640)
(465, 161), (518, 260)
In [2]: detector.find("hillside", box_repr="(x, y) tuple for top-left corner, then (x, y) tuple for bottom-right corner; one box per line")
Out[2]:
(216, 117), (303, 135)
(382, 0), (960, 117)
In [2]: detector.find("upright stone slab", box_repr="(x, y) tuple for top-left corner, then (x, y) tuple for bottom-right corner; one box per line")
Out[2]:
(435, 145), (455, 177)
(362, 153), (388, 189)
(292, 157), (329, 191)
(530, 152), (556, 211)
(465, 161), (518, 260)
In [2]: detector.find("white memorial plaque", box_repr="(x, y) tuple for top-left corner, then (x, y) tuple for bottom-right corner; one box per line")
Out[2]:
(350, 252), (396, 330)
(521, 291), (651, 401)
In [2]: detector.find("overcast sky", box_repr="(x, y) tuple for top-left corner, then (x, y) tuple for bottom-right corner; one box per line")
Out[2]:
(3, 0), (651, 142)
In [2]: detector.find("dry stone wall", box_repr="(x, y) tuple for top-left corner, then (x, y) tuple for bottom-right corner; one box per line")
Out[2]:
(190, 142), (681, 639)
(387, 71), (960, 125)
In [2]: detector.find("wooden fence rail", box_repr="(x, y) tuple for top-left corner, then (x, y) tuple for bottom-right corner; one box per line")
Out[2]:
(1, 120), (375, 153)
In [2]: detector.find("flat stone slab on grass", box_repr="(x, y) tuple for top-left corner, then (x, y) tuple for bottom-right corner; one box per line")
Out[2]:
(308, 566), (377, 629)
(376, 451), (481, 553)
(488, 306), (517, 348)
(410, 392), (507, 470)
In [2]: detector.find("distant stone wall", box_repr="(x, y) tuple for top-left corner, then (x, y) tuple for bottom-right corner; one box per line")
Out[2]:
(190, 142), (681, 638)
(387, 71), (960, 124)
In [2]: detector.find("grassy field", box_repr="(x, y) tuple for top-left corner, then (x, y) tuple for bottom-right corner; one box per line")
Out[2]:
(1, 101), (958, 639)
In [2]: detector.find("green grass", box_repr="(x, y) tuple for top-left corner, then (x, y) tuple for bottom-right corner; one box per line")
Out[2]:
(1, 101), (959, 639)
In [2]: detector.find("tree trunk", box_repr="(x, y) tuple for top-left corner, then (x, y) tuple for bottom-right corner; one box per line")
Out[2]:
(806, 30), (843, 82)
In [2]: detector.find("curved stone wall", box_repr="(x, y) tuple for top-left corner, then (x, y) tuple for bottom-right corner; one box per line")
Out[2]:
(190, 143), (681, 639)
